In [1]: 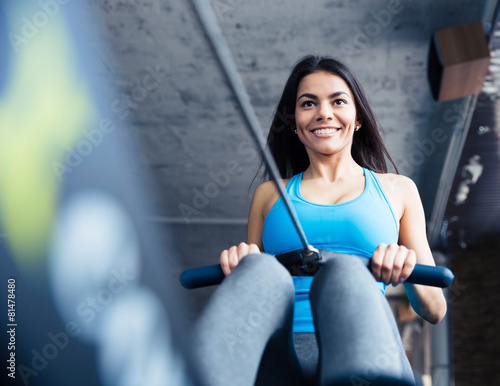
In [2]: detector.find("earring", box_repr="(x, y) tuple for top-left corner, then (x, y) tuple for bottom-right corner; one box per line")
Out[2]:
(355, 125), (360, 131)
(294, 129), (297, 134)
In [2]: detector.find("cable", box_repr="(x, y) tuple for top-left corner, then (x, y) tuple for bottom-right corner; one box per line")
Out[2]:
(189, 0), (314, 254)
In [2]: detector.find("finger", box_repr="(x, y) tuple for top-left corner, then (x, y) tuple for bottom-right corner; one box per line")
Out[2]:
(380, 243), (398, 284)
(237, 242), (250, 262)
(248, 243), (260, 255)
(371, 243), (387, 281)
(228, 245), (239, 273)
(390, 246), (408, 286)
(220, 249), (231, 276)
(399, 249), (417, 284)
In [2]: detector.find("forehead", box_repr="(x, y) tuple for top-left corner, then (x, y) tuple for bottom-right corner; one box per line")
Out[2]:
(297, 71), (352, 97)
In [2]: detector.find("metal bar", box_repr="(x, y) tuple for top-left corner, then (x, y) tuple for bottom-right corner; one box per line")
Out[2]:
(189, 0), (312, 252)
(427, 94), (478, 248)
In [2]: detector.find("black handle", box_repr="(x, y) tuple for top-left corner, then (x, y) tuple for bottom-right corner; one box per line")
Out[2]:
(356, 256), (454, 288)
(407, 263), (454, 287)
(180, 264), (225, 289)
(180, 255), (454, 289)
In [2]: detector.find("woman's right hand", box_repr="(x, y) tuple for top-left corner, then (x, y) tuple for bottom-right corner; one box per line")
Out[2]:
(220, 242), (260, 276)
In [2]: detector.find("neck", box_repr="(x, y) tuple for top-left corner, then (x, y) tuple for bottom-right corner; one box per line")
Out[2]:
(304, 151), (362, 182)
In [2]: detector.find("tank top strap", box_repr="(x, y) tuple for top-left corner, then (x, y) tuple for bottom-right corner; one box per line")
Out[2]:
(363, 167), (376, 191)
(364, 168), (385, 199)
(363, 168), (399, 231)
(287, 172), (304, 198)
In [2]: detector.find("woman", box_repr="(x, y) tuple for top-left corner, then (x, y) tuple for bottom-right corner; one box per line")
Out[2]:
(194, 55), (447, 386)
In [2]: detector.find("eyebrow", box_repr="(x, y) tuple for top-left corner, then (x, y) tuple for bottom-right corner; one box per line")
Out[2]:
(297, 91), (351, 101)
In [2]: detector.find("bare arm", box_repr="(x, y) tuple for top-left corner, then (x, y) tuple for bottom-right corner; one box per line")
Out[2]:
(247, 181), (280, 248)
(220, 181), (280, 275)
(397, 176), (447, 323)
(373, 174), (447, 324)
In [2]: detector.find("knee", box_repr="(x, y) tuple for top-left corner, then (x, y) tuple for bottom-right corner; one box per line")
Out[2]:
(319, 255), (370, 280)
(236, 253), (295, 293)
(310, 255), (378, 300)
(239, 252), (288, 274)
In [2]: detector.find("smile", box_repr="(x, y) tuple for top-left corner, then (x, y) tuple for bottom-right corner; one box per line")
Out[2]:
(311, 127), (340, 134)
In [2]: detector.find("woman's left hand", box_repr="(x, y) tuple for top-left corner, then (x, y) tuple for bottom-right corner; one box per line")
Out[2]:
(371, 243), (417, 286)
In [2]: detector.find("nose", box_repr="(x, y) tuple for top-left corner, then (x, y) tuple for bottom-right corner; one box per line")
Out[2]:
(316, 102), (333, 121)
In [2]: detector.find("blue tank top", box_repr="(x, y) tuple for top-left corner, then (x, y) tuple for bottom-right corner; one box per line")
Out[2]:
(262, 168), (399, 333)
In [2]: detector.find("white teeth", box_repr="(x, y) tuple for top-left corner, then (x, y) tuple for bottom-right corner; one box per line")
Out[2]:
(313, 128), (338, 134)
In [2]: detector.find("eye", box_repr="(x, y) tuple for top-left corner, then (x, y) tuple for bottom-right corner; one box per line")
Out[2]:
(300, 100), (315, 108)
(333, 99), (347, 105)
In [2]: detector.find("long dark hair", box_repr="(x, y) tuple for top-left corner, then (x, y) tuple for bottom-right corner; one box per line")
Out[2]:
(264, 55), (397, 179)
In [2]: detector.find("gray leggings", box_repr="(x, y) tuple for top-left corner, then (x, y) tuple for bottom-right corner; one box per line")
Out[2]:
(193, 253), (416, 386)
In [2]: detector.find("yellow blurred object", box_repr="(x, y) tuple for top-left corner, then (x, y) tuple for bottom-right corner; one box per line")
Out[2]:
(0, 7), (98, 270)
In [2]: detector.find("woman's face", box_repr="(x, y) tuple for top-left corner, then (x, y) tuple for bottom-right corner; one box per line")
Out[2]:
(294, 71), (360, 158)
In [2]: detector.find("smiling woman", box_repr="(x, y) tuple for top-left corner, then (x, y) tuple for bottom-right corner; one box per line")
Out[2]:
(194, 55), (447, 386)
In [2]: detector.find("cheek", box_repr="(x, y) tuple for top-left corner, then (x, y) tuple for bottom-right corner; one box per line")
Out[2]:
(295, 111), (311, 127)
(347, 107), (358, 122)
(338, 114), (356, 127)
(294, 115), (303, 129)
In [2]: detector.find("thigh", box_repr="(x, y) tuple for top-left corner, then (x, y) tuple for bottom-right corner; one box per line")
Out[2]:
(310, 256), (416, 386)
(192, 253), (298, 386)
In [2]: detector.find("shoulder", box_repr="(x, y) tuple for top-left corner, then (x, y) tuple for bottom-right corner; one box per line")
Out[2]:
(254, 180), (279, 196)
(254, 179), (292, 201)
(253, 178), (291, 217)
(375, 172), (417, 195)
(374, 172), (420, 219)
